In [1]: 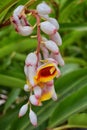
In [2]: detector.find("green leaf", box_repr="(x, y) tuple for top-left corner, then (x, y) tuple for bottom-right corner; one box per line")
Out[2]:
(48, 81), (87, 127)
(68, 113), (87, 127)
(0, 74), (25, 89)
(4, 88), (21, 113)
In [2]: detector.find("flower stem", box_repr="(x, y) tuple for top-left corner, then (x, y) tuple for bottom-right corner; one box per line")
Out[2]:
(25, 9), (41, 66)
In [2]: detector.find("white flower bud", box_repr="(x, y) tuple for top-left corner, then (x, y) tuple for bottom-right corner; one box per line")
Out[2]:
(27, 66), (36, 87)
(39, 13), (49, 19)
(54, 53), (64, 66)
(50, 32), (62, 46)
(34, 86), (42, 98)
(0, 99), (5, 105)
(25, 52), (37, 66)
(36, 2), (51, 15)
(24, 84), (29, 92)
(29, 95), (39, 106)
(46, 58), (57, 64)
(17, 26), (33, 36)
(44, 40), (59, 54)
(40, 21), (57, 35)
(19, 103), (28, 117)
(41, 45), (49, 59)
(13, 5), (24, 16)
(52, 86), (58, 101)
(29, 109), (37, 126)
(47, 18), (59, 30)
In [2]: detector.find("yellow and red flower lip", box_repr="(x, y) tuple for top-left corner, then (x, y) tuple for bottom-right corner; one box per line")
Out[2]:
(34, 63), (60, 83)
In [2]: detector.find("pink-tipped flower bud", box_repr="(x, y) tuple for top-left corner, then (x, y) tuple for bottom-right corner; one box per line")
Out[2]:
(54, 53), (64, 66)
(39, 14), (49, 20)
(50, 32), (62, 46)
(17, 26), (33, 36)
(40, 21), (57, 35)
(34, 86), (42, 98)
(25, 52), (37, 66)
(41, 45), (49, 59)
(29, 95), (39, 106)
(36, 2), (51, 15)
(24, 84), (29, 92)
(27, 66), (36, 87)
(13, 5), (24, 17)
(44, 40), (59, 54)
(29, 109), (37, 126)
(19, 103), (28, 117)
(47, 18), (59, 30)
(51, 86), (58, 101)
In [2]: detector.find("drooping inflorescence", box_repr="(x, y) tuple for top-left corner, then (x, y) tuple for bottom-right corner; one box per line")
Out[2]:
(11, 1), (64, 126)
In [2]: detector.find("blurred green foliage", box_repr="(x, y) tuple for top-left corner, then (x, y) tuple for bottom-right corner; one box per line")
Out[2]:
(0, 0), (87, 130)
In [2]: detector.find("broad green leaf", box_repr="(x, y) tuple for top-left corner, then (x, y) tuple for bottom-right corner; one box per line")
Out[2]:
(0, 106), (19, 130)
(0, 39), (37, 59)
(48, 84), (87, 127)
(68, 113), (87, 127)
(0, 74), (25, 89)
(9, 68), (87, 130)
(4, 88), (21, 113)
(60, 23), (87, 31)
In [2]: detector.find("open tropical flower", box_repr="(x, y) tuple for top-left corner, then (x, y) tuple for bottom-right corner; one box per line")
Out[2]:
(34, 62), (60, 83)
(11, 1), (64, 127)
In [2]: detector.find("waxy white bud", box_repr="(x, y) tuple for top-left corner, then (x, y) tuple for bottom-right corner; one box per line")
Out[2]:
(44, 40), (59, 54)
(19, 103), (28, 117)
(0, 99), (5, 105)
(46, 58), (57, 64)
(40, 21), (57, 35)
(24, 84), (29, 92)
(17, 26), (33, 36)
(41, 45), (49, 59)
(27, 66), (36, 87)
(34, 86), (42, 98)
(36, 2), (51, 15)
(29, 109), (37, 126)
(52, 86), (58, 101)
(48, 18), (59, 30)
(25, 52), (37, 66)
(29, 95), (39, 106)
(39, 14), (49, 19)
(54, 53), (64, 66)
(50, 32), (62, 46)
(13, 5), (24, 16)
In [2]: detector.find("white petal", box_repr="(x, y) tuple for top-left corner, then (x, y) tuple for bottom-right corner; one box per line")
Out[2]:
(54, 53), (64, 66)
(29, 95), (39, 106)
(34, 86), (42, 98)
(48, 18), (59, 30)
(39, 13), (49, 19)
(25, 52), (37, 66)
(52, 87), (58, 101)
(24, 84), (29, 92)
(44, 40), (59, 54)
(46, 58), (57, 64)
(40, 21), (57, 35)
(37, 2), (51, 15)
(17, 26), (33, 36)
(27, 66), (36, 87)
(50, 32), (62, 46)
(19, 103), (28, 117)
(13, 5), (24, 16)
(0, 99), (5, 105)
(29, 109), (37, 126)
(41, 45), (49, 59)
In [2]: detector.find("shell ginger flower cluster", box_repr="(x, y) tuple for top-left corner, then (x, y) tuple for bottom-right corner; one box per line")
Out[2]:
(11, 1), (64, 126)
